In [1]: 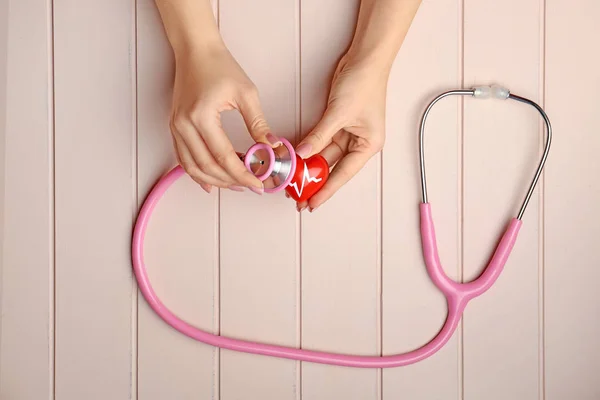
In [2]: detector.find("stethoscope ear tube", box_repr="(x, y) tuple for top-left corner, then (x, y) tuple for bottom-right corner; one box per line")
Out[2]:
(131, 85), (552, 368)
(419, 86), (552, 220)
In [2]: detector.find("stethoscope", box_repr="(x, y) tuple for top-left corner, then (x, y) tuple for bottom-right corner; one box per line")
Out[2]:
(132, 85), (552, 368)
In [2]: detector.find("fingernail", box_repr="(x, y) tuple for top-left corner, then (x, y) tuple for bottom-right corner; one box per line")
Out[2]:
(297, 204), (307, 212)
(308, 207), (315, 212)
(249, 186), (263, 195)
(229, 185), (245, 192)
(201, 184), (212, 194)
(295, 143), (312, 158)
(266, 133), (282, 147)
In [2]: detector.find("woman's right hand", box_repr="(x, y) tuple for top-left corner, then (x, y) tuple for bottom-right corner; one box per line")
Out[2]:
(169, 44), (279, 194)
(155, 0), (277, 193)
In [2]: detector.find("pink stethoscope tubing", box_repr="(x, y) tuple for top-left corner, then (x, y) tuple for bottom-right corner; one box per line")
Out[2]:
(131, 86), (552, 368)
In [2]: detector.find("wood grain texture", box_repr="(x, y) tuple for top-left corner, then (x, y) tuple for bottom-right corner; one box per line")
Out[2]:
(136, 1), (219, 399)
(382, 0), (461, 398)
(218, 1), (300, 399)
(545, 1), (600, 399)
(0, 1), (54, 399)
(300, 1), (379, 399)
(462, 0), (541, 398)
(2, 1), (600, 399)
(0, 0), (8, 376)
(0, 8), (6, 367)
(53, 0), (135, 398)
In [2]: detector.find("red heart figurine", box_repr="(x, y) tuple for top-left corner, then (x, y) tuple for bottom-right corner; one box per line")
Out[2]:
(285, 154), (329, 202)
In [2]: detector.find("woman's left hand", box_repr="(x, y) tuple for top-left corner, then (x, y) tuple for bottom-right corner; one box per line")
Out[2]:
(292, 53), (390, 212)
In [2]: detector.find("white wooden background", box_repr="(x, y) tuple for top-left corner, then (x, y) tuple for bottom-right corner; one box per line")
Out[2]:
(1, 0), (599, 399)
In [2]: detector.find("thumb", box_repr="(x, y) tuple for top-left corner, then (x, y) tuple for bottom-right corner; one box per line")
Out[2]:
(296, 107), (344, 158)
(237, 89), (273, 145)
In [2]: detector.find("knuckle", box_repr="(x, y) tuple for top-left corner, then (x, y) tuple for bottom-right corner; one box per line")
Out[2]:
(240, 83), (259, 99)
(189, 103), (211, 127)
(180, 160), (193, 172)
(326, 102), (346, 120)
(189, 169), (203, 180)
(172, 114), (191, 133)
(312, 131), (326, 146)
(182, 162), (201, 178)
(249, 114), (268, 133)
(213, 151), (228, 167)
(196, 158), (213, 173)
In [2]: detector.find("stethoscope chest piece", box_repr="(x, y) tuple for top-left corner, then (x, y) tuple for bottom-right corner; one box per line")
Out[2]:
(240, 137), (330, 201)
(240, 138), (298, 194)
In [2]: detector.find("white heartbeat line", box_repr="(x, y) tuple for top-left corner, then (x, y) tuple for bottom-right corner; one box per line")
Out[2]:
(288, 162), (322, 198)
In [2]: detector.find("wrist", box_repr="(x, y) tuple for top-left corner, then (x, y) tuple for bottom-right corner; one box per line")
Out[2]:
(345, 0), (421, 76)
(155, 0), (225, 61)
(171, 32), (226, 63)
(344, 42), (396, 76)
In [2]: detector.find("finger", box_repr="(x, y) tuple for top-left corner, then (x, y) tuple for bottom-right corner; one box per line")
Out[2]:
(171, 117), (219, 193)
(307, 150), (374, 210)
(294, 135), (346, 212)
(237, 89), (278, 146)
(172, 134), (230, 190)
(199, 182), (213, 193)
(195, 114), (264, 191)
(283, 190), (308, 212)
(261, 175), (277, 190)
(295, 107), (345, 158)
(319, 139), (346, 166)
(173, 134), (225, 189)
(171, 135), (184, 165)
(173, 137), (212, 193)
(296, 200), (309, 212)
(174, 119), (240, 186)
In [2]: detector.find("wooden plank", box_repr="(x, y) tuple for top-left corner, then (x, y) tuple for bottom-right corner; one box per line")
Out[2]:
(0, 0), (7, 329)
(382, 0), (461, 398)
(0, 0), (54, 399)
(136, 0), (218, 398)
(462, 0), (541, 398)
(53, 0), (135, 398)
(218, 0), (299, 399)
(300, 1), (379, 399)
(545, 1), (600, 399)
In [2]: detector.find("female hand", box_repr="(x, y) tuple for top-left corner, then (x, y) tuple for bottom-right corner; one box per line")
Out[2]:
(291, 53), (388, 211)
(290, 0), (421, 211)
(169, 45), (278, 194)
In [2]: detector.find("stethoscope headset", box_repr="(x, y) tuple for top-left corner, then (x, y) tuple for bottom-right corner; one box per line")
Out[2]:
(132, 84), (551, 368)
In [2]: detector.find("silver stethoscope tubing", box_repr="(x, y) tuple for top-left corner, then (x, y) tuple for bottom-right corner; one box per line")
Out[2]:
(419, 86), (552, 220)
